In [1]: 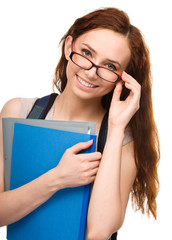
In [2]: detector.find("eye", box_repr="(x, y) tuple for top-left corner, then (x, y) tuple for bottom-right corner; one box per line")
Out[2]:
(105, 63), (117, 71)
(82, 49), (92, 58)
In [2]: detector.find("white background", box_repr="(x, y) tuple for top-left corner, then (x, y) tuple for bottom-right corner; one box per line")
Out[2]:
(0, 0), (171, 239)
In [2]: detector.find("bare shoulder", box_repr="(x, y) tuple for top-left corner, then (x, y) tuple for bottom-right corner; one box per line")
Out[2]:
(0, 98), (21, 192)
(0, 98), (21, 118)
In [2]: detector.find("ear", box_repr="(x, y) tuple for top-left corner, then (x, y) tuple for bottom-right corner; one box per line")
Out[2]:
(64, 35), (73, 60)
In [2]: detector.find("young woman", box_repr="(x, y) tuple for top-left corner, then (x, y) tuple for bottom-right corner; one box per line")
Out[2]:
(0, 7), (160, 240)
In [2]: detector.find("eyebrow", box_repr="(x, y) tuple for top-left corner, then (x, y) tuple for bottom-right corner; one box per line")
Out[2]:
(82, 43), (96, 53)
(82, 43), (121, 68)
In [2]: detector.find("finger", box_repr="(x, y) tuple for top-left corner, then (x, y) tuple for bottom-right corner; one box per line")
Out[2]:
(125, 82), (141, 110)
(78, 152), (102, 162)
(84, 167), (99, 179)
(125, 80), (140, 94)
(89, 167), (99, 177)
(67, 140), (93, 154)
(125, 81), (141, 97)
(112, 81), (123, 102)
(122, 72), (141, 97)
(85, 176), (96, 185)
(122, 71), (140, 90)
(89, 160), (100, 169)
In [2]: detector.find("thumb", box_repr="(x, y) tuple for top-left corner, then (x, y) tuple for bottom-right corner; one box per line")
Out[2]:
(68, 140), (93, 154)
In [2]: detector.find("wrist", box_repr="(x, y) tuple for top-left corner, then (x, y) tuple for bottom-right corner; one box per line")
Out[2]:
(107, 125), (125, 142)
(45, 167), (64, 193)
(108, 116), (127, 132)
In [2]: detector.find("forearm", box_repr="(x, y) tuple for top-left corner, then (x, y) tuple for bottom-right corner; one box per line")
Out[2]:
(0, 167), (60, 227)
(87, 127), (125, 239)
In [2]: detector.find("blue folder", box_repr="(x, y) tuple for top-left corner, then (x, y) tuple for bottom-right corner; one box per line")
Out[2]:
(7, 123), (96, 240)
(2, 118), (96, 191)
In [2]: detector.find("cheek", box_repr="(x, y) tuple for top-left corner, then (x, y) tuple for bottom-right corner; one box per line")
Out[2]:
(66, 61), (79, 80)
(65, 62), (71, 80)
(102, 82), (115, 95)
(65, 63), (75, 84)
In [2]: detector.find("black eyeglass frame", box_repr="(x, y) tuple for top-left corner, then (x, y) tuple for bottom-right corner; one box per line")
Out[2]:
(69, 51), (122, 83)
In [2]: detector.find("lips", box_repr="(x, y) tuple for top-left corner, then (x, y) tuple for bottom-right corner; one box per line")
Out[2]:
(77, 75), (98, 88)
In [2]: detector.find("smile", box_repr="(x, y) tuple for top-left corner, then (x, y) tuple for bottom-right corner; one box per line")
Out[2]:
(77, 75), (98, 88)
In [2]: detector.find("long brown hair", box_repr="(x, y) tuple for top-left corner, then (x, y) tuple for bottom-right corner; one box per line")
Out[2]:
(53, 8), (160, 219)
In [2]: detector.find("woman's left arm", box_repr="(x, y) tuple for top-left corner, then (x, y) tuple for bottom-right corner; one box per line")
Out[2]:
(87, 72), (141, 240)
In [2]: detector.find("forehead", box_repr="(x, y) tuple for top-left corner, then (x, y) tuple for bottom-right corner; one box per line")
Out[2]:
(75, 28), (131, 68)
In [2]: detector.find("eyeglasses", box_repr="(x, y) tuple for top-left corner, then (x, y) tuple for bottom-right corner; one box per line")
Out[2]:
(69, 51), (122, 83)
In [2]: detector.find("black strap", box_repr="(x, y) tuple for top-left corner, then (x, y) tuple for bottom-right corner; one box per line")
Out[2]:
(27, 93), (58, 119)
(97, 110), (109, 154)
(111, 232), (117, 239)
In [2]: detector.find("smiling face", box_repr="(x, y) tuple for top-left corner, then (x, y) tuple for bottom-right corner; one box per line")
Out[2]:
(64, 28), (131, 103)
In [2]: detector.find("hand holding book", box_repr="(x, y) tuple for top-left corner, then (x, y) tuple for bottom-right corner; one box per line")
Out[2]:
(56, 140), (102, 188)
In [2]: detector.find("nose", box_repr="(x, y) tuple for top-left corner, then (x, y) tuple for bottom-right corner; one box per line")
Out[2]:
(85, 65), (98, 80)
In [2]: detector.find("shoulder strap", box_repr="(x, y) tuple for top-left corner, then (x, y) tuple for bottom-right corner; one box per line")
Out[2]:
(97, 111), (109, 153)
(27, 93), (58, 119)
(111, 232), (117, 239)
(27, 93), (108, 153)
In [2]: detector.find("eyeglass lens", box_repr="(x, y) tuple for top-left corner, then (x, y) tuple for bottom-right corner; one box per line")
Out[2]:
(71, 53), (120, 83)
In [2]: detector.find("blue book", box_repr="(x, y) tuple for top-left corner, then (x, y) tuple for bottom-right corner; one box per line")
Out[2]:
(2, 118), (96, 191)
(7, 123), (96, 240)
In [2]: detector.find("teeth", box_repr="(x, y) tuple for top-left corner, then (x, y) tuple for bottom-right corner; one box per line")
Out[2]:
(78, 76), (96, 88)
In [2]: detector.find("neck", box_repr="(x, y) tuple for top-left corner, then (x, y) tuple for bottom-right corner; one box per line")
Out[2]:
(53, 89), (106, 124)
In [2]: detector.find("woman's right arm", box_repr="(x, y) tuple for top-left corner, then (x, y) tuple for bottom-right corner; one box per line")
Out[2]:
(0, 98), (101, 227)
(0, 98), (63, 226)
